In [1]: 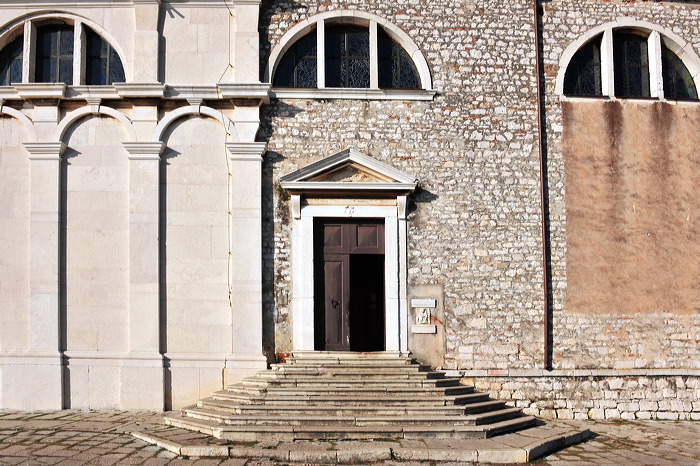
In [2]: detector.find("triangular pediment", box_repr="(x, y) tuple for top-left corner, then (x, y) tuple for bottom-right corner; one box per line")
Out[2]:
(280, 148), (417, 193)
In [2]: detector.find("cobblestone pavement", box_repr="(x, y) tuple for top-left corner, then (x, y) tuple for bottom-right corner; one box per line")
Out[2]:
(0, 410), (697, 464)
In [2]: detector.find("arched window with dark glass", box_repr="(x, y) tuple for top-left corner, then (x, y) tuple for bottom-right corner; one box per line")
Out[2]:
(613, 32), (650, 98)
(325, 25), (370, 88)
(0, 36), (23, 86)
(85, 28), (125, 85)
(563, 35), (602, 96)
(661, 42), (697, 100)
(36, 25), (73, 84)
(273, 32), (317, 87)
(378, 27), (420, 89)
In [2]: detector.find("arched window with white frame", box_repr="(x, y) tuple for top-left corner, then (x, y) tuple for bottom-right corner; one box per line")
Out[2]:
(0, 16), (125, 86)
(267, 10), (433, 99)
(558, 21), (700, 101)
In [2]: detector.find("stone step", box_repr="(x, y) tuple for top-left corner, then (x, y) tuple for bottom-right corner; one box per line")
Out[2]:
(242, 376), (462, 388)
(225, 385), (474, 397)
(196, 398), (470, 416)
(268, 364), (431, 373)
(180, 406), (523, 427)
(165, 412), (537, 441)
(286, 351), (414, 364)
(255, 369), (449, 380)
(211, 391), (490, 406)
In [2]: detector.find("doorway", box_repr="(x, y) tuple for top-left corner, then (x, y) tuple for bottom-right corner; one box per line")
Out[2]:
(314, 218), (385, 351)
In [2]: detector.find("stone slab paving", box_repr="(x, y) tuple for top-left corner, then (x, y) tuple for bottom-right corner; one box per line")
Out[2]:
(0, 410), (697, 464)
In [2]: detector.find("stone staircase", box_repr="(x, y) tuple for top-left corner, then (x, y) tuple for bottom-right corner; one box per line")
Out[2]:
(164, 351), (536, 441)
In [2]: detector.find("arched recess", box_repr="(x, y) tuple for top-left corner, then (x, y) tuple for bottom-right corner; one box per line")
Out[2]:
(54, 106), (136, 142)
(151, 106), (239, 143)
(0, 11), (129, 81)
(265, 9), (433, 90)
(555, 18), (700, 97)
(0, 105), (37, 141)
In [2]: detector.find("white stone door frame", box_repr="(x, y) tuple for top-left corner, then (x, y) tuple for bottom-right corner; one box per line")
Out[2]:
(291, 200), (410, 352)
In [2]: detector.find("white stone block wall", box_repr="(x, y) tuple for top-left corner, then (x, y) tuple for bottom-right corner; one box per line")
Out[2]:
(0, 118), (31, 351)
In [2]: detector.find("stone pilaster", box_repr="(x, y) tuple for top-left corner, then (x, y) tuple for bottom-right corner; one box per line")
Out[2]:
(121, 142), (165, 409)
(23, 142), (66, 409)
(226, 142), (268, 382)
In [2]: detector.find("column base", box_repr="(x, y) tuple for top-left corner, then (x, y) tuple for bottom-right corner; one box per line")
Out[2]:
(120, 352), (164, 410)
(0, 351), (63, 410)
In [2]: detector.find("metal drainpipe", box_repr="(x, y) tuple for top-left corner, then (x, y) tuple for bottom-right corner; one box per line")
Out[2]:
(533, 0), (551, 370)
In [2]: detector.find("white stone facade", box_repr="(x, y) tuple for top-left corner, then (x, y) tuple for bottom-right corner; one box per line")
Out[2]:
(0, 0), (698, 418)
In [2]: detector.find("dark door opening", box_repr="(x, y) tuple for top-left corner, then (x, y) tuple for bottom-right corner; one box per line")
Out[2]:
(314, 218), (385, 351)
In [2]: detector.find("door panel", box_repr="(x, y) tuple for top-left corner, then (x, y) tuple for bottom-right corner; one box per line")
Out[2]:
(314, 218), (385, 351)
(323, 256), (350, 350)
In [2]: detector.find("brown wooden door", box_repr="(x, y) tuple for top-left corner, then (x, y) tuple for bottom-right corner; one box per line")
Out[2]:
(314, 219), (385, 351)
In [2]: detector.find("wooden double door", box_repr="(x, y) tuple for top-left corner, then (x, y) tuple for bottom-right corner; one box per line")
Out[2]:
(314, 218), (385, 351)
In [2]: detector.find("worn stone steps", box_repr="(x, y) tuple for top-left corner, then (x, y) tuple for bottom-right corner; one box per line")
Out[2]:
(165, 412), (537, 441)
(224, 385), (475, 397)
(243, 376), (462, 388)
(165, 351), (536, 441)
(180, 406), (523, 427)
(196, 398), (471, 416)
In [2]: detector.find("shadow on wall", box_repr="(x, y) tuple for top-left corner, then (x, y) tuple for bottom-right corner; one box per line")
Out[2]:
(261, 150), (288, 364)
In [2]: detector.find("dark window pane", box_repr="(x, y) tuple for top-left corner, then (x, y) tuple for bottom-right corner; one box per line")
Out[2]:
(346, 28), (368, 57)
(58, 57), (72, 84)
(614, 32), (650, 98)
(0, 35), (23, 85)
(325, 57), (341, 87)
(563, 35), (602, 96)
(325, 25), (369, 88)
(9, 57), (22, 83)
(85, 27), (125, 85)
(347, 58), (369, 88)
(377, 27), (420, 89)
(60, 29), (74, 55)
(109, 48), (125, 83)
(36, 26), (73, 84)
(662, 42), (697, 100)
(273, 32), (317, 87)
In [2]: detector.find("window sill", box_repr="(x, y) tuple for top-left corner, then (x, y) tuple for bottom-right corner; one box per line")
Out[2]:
(271, 87), (437, 101)
(560, 94), (700, 104)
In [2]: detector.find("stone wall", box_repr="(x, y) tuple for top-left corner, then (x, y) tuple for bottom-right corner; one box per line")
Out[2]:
(261, 0), (700, 371)
(261, 0), (547, 367)
(462, 374), (700, 421)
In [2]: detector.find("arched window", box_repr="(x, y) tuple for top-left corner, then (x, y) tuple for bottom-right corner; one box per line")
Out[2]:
(0, 19), (125, 86)
(0, 35), (23, 86)
(270, 12), (427, 93)
(561, 24), (698, 101)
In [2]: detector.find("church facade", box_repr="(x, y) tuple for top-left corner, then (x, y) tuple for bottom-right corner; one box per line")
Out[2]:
(0, 0), (698, 420)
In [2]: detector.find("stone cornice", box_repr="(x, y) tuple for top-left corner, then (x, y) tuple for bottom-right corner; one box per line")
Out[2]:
(23, 142), (67, 159)
(123, 142), (166, 160)
(226, 142), (267, 161)
(218, 83), (271, 104)
(14, 83), (66, 99)
(114, 83), (166, 98)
